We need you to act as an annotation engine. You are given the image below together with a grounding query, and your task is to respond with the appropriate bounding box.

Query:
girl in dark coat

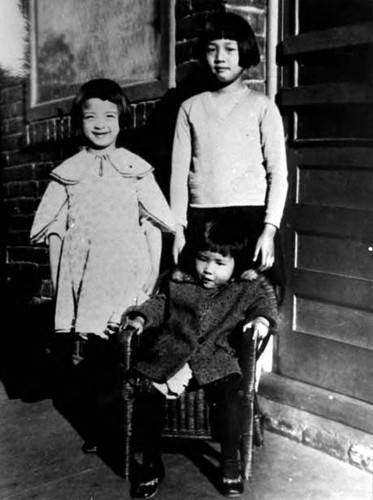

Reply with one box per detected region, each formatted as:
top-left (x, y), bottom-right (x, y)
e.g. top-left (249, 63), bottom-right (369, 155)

top-left (123, 215), bottom-right (278, 499)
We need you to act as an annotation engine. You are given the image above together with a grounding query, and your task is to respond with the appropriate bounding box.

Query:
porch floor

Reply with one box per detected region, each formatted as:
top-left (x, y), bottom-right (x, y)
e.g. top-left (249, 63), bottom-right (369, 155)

top-left (0, 381), bottom-right (371, 500)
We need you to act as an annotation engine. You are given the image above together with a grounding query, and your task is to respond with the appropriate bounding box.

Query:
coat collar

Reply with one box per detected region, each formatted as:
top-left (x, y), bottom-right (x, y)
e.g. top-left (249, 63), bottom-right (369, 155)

top-left (171, 267), bottom-right (259, 285)
top-left (50, 148), bottom-right (153, 185)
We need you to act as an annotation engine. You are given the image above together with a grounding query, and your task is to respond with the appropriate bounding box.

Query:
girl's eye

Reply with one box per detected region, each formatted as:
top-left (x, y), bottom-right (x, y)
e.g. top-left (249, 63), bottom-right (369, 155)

top-left (197, 254), bottom-right (208, 262)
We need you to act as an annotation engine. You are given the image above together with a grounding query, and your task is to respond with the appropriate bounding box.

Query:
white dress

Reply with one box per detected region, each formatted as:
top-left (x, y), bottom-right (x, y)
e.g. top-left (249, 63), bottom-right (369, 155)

top-left (30, 148), bottom-right (174, 337)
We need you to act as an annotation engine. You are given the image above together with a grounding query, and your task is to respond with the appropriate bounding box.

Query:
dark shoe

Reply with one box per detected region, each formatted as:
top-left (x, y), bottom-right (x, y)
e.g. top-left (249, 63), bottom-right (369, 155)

top-left (220, 476), bottom-right (244, 497)
top-left (130, 477), bottom-right (160, 499)
top-left (130, 462), bottom-right (165, 499)
top-left (82, 441), bottom-right (98, 453)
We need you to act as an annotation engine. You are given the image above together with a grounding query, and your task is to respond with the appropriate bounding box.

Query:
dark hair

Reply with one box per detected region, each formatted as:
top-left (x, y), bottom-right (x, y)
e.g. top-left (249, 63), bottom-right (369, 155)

top-left (180, 214), bottom-right (249, 278)
top-left (71, 78), bottom-right (132, 139)
top-left (196, 12), bottom-right (260, 69)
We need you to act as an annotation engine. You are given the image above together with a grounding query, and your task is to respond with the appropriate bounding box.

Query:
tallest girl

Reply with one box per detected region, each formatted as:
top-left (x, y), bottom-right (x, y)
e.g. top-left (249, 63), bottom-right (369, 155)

top-left (170, 12), bottom-right (288, 293)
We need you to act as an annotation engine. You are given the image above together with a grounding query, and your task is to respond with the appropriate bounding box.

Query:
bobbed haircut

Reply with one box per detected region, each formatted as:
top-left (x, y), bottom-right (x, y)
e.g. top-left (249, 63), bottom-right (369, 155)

top-left (196, 12), bottom-right (260, 69)
top-left (71, 78), bottom-right (132, 134)
top-left (180, 214), bottom-right (250, 278)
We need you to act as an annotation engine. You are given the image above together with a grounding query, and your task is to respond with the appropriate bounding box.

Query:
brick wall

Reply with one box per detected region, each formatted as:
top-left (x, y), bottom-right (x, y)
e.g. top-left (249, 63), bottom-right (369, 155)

top-left (0, 0), bottom-right (267, 298)
top-left (225, 0), bottom-right (267, 93)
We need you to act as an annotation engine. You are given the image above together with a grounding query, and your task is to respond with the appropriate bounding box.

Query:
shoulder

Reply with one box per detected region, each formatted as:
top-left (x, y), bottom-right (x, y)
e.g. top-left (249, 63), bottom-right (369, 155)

top-left (150, 268), bottom-right (194, 298)
top-left (237, 270), bottom-right (278, 301)
top-left (170, 267), bottom-right (198, 285)
top-left (238, 269), bottom-right (275, 291)
top-left (239, 268), bottom-right (261, 282)
top-left (245, 89), bottom-right (269, 103)
top-left (242, 88), bottom-right (279, 113)
top-left (50, 150), bottom-right (89, 185)
top-left (180, 91), bottom-right (210, 112)
top-left (110, 148), bottom-right (153, 178)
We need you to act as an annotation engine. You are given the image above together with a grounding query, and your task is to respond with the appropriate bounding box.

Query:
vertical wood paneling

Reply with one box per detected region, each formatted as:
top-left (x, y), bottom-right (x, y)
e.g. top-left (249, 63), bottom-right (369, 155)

top-left (278, 0), bottom-right (373, 409)
top-left (295, 297), bottom-right (373, 350)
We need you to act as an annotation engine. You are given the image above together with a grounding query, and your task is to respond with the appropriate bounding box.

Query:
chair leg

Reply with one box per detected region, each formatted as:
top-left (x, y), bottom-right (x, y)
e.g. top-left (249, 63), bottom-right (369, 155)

top-left (122, 380), bottom-right (134, 479)
top-left (116, 326), bottom-right (137, 479)
top-left (253, 393), bottom-right (264, 447)
top-left (240, 335), bottom-right (257, 480)
top-left (240, 395), bottom-right (255, 480)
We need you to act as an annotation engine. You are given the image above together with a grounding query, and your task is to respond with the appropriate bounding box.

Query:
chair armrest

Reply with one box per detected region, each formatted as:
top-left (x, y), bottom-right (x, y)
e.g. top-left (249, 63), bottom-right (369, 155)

top-left (240, 328), bottom-right (258, 394)
top-left (116, 325), bottom-right (138, 371)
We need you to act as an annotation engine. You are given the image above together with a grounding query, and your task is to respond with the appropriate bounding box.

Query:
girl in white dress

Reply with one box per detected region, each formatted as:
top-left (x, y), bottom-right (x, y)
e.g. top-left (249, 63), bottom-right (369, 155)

top-left (30, 78), bottom-right (174, 451)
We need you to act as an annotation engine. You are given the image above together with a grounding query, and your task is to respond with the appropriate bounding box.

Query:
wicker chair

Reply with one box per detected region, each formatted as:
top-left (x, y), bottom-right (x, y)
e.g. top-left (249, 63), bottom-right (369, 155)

top-left (116, 324), bottom-right (268, 481)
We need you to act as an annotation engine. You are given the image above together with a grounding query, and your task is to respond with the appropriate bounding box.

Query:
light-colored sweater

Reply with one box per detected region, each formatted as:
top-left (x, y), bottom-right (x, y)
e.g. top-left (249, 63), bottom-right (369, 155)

top-left (170, 88), bottom-right (288, 228)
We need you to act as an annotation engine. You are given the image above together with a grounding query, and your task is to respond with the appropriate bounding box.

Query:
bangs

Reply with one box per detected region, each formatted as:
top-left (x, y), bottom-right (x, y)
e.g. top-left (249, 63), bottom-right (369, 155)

top-left (204, 16), bottom-right (244, 43)
top-left (199, 241), bottom-right (236, 259)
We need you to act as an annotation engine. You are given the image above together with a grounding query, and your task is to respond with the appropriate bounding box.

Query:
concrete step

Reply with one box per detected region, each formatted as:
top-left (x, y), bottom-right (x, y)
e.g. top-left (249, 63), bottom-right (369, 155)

top-left (259, 373), bottom-right (373, 475)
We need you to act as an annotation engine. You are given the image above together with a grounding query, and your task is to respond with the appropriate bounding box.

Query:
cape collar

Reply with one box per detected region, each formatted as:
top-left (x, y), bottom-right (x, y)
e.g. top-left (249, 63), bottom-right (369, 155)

top-left (50, 148), bottom-right (153, 185)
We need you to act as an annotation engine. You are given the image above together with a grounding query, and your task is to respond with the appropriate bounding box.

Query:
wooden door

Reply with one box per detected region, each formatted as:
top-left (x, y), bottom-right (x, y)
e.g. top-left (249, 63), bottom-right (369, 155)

top-left (277, 0), bottom-right (373, 410)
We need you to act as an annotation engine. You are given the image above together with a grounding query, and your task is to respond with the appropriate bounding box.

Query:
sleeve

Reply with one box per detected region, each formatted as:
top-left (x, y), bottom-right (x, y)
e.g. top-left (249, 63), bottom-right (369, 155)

top-left (137, 172), bottom-right (175, 233)
top-left (30, 181), bottom-right (68, 244)
top-left (244, 275), bottom-right (279, 329)
top-left (170, 104), bottom-right (192, 227)
top-left (260, 100), bottom-right (288, 228)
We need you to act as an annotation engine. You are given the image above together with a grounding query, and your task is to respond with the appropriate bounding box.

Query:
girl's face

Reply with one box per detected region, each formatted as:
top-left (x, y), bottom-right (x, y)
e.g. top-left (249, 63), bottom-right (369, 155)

top-left (195, 250), bottom-right (235, 289)
top-left (82, 98), bottom-right (120, 152)
top-left (205, 38), bottom-right (244, 86)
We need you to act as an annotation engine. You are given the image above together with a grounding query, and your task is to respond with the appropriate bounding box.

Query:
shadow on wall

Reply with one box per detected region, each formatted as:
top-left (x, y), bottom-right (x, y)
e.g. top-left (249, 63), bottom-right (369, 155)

top-left (126, 65), bottom-right (214, 200)
top-left (0, 267), bottom-right (54, 402)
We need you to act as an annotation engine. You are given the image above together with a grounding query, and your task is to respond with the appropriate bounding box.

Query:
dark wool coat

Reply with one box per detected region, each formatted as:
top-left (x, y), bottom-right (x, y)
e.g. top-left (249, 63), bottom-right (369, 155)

top-left (129, 268), bottom-right (278, 386)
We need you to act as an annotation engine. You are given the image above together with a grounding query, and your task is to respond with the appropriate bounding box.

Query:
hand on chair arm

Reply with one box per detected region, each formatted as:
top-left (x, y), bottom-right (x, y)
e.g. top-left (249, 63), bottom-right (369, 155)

top-left (243, 316), bottom-right (270, 341)
top-left (121, 314), bottom-right (146, 335)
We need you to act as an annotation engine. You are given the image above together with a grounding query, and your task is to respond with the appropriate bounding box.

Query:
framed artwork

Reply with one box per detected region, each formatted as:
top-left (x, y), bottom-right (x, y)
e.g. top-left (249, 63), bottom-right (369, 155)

top-left (27, 0), bottom-right (175, 120)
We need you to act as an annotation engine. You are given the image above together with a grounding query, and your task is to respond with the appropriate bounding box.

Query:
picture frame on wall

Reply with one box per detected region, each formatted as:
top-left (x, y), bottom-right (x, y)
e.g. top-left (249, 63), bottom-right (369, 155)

top-left (27, 0), bottom-right (175, 121)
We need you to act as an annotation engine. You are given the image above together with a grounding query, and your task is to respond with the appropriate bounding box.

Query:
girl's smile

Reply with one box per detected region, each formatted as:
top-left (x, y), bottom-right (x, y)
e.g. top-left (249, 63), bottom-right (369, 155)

top-left (82, 98), bottom-right (120, 152)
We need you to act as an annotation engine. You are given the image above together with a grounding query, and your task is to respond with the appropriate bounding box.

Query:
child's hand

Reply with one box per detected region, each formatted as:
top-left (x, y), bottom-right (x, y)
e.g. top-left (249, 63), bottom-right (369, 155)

top-left (244, 317), bottom-right (270, 341)
top-left (122, 315), bottom-right (145, 335)
top-left (172, 225), bottom-right (186, 264)
top-left (253, 224), bottom-right (276, 271)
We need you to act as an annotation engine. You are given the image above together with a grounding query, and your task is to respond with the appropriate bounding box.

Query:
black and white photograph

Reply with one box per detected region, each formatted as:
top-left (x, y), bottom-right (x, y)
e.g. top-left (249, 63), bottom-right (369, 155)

top-left (0, 1), bottom-right (372, 499)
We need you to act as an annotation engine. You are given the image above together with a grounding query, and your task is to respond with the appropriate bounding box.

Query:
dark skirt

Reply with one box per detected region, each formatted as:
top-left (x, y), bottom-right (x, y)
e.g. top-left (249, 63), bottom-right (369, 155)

top-left (185, 206), bottom-right (286, 303)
